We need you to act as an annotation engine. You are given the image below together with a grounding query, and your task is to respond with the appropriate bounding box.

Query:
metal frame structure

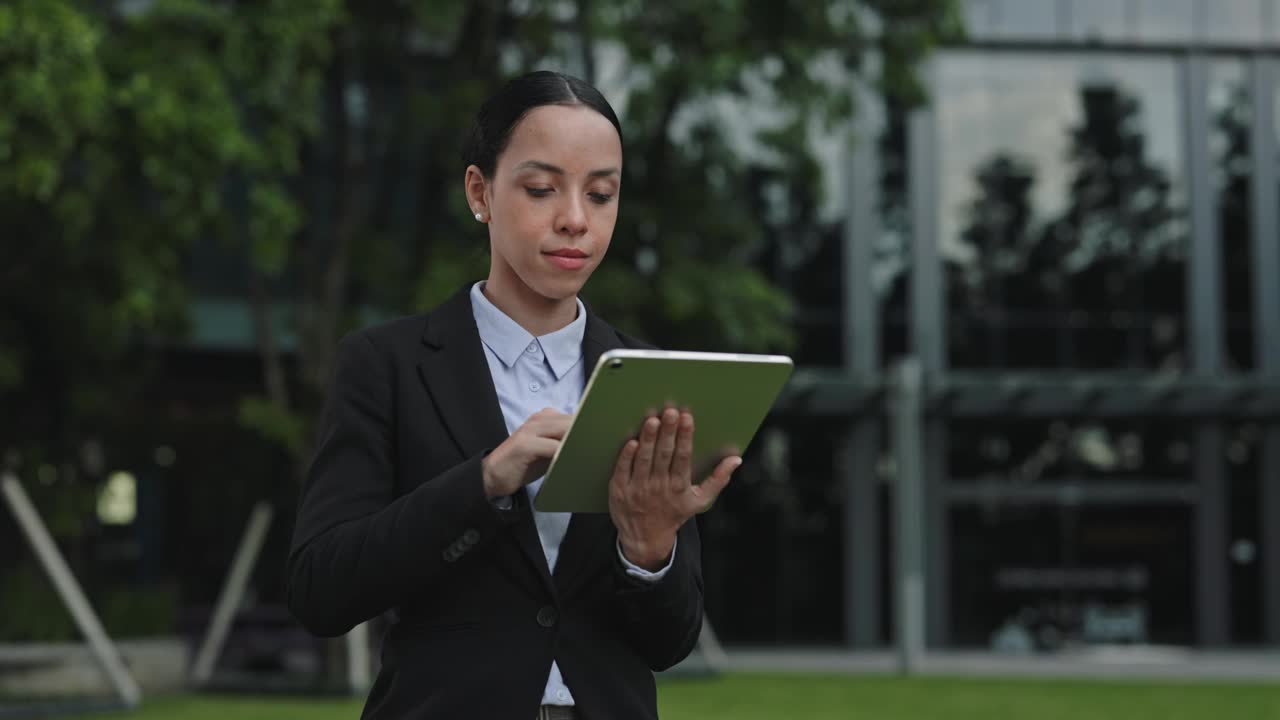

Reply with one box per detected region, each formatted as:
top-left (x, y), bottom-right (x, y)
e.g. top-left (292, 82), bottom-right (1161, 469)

top-left (818, 19), bottom-right (1280, 649)
top-left (0, 473), bottom-right (141, 712)
top-left (191, 502), bottom-right (274, 687)
top-left (842, 77), bottom-right (884, 648)
top-left (1248, 53), bottom-right (1280, 646)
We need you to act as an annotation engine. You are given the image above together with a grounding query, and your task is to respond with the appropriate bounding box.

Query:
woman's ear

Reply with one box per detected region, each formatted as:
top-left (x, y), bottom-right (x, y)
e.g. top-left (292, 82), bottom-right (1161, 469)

top-left (464, 165), bottom-right (490, 223)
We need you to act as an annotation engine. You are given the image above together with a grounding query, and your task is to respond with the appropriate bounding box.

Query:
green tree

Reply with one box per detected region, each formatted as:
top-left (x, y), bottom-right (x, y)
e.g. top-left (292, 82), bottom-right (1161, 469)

top-left (2, 0), bottom-right (957, 469)
top-left (0, 1), bottom-right (959, 658)
top-left (293, 0), bottom-right (956, 480)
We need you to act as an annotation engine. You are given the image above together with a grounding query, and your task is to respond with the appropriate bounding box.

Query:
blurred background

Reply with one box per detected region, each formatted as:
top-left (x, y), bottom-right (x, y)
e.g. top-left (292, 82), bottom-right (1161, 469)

top-left (2, 0), bottom-right (1280, 716)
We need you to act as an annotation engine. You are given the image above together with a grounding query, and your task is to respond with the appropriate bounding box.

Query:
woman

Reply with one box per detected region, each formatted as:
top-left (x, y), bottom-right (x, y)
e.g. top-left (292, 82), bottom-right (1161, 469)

top-left (287, 70), bottom-right (741, 720)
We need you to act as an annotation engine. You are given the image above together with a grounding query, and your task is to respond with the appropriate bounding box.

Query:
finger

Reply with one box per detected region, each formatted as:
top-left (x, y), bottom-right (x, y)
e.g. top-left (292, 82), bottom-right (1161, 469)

top-left (528, 409), bottom-right (571, 435)
top-left (526, 437), bottom-right (562, 463)
top-left (539, 414), bottom-right (573, 440)
top-left (653, 408), bottom-right (679, 487)
top-left (669, 412), bottom-right (694, 494)
top-left (609, 439), bottom-right (639, 507)
top-left (612, 439), bottom-right (639, 480)
top-left (522, 438), bottom-right (564, 485)
top-left (630, 415), bottom-right (660, 488)
top-left (689, 455), bottom-right (742, 512)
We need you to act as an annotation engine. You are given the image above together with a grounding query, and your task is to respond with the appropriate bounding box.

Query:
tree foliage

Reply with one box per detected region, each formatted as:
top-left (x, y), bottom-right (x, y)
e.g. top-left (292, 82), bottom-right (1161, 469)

top-left (0, 0), bottom-right (959, 481)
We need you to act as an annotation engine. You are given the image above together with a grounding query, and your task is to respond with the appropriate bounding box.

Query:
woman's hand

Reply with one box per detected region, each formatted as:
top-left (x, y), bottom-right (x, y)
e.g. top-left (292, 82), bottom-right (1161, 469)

top-left (481, 408), bottom-right (572, 498)
top-left (609, 408), bottom-right (742, 571)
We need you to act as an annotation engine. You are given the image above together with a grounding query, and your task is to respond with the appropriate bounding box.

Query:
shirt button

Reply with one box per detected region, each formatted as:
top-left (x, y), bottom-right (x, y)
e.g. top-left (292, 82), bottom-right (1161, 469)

top-left (526, 342), bottom-right (539, 354)
top-left (529, 382), bottom-right (542, 392)
top-left (557, 690), bottom-right (568, 701)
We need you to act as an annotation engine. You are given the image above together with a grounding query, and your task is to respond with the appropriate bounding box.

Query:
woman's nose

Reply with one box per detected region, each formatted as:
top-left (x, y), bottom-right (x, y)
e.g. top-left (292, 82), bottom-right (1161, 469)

top-left (556, 196), bottom-right (588, 236)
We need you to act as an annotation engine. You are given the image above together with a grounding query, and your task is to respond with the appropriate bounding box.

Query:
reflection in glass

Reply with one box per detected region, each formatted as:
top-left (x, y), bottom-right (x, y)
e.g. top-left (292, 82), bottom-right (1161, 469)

top-left (965, 0), bottom-right (1060, 40)
top-left (1135, 0), bottom-right (1197, 42)
top-left (1210, 61), bottom-right (1254, 370)
top-left (951, 504), bottom-right (1194, 647)
top-left (936, 52), bottom-right (1186, 370)
top-left (962, 0), bottom-right (1000, 38)
top-left (949, 419), bottom-right (1191, 485)
top-left (1068, 0), bottom-right (1135, 42)
top-left (1228, 423), bottom-right (1264, 643)
top-left (703, 418), bottom-right (846, 645)
top-left (1001, 0), bottom-right (1062, 38)
top-left (1203, 0), bottom-right (1269, 44)
top-left (877, 101), bottom-right (911, 368)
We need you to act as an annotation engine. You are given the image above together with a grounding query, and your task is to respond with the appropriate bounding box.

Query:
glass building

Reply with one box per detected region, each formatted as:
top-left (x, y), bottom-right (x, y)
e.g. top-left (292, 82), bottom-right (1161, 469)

top-left (703, 0), bottom-right (1280, 651)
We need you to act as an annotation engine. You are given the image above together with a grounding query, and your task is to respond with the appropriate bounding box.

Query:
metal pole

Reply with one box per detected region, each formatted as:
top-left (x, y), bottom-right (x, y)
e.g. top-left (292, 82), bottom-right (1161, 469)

top-left (892, 359), bottom-right (926, 674)
top-left (1182, 52), bottom-right (1229, 646)
top-left (843, 77), bottom-right (884, 648)
top-left (191, 501), bottom-right (274, 685)
top-left (346, 621), bottom-right (372, 695)
top-left (1249, 54), bottom-right (1280, 644)
top-left (0, 473), bottom-right (142, 707)
top-left (696, 614), bottom-right (730, 670)
top-left (908, 55), bottom-right (950, 647)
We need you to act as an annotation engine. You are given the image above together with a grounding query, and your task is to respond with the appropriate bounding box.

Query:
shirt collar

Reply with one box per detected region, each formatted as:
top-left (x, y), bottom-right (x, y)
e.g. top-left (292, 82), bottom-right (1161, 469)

top-left (469, 281), bottom-right (586, 380)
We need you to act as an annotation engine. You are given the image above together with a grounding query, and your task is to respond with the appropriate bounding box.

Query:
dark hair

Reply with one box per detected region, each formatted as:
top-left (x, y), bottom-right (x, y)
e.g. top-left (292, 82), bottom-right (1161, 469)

top-left (462, 70), bottom-right (623, 178)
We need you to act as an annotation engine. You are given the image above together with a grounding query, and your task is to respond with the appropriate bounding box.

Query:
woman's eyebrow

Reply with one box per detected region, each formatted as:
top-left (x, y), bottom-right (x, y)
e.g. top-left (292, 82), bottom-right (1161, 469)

top-left (513, 159), bottom-right (619, 178)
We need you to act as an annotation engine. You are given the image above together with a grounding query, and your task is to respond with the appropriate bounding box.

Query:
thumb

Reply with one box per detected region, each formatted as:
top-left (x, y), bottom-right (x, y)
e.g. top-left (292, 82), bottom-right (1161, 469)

top-left (690, 456), bottom-right (742, 511)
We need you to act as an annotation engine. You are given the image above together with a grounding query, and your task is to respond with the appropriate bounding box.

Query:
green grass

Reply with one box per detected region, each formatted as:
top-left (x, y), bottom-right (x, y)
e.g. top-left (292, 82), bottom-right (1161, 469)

top-left (57, 674), bottom-right (1280, 719)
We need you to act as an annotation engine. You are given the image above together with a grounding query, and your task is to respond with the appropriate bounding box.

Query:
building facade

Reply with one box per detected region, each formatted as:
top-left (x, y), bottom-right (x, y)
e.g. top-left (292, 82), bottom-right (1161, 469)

top-left (702, 0), bottom-right (1280, 651)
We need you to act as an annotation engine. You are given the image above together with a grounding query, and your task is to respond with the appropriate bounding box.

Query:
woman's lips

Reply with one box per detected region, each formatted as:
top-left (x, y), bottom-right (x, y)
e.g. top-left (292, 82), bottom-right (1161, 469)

top-left (544, 250), bottom-right (589, 270)
top-left (545, 254), bottom-right (588, 270)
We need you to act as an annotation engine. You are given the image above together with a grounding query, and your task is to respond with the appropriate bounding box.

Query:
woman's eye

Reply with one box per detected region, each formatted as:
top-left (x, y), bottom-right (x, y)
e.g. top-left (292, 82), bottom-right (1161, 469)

top-left (525, 187), bottom-right (553, 197)
top-left (589, 193), bottom-right (613, 204)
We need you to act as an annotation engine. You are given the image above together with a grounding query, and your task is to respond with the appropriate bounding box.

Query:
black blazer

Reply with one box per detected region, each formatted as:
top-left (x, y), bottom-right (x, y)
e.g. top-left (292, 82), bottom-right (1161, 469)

top-left (287, 285), bottom-right (704, 720)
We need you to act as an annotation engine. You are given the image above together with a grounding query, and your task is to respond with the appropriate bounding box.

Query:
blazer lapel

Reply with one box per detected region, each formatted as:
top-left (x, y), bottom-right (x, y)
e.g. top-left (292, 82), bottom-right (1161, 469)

top-left (553, 309), bottom-right (628, 590)
top-left (417, 287), bottom-right (509, 460)
top-left (417, 285), bottom-right (555, 594)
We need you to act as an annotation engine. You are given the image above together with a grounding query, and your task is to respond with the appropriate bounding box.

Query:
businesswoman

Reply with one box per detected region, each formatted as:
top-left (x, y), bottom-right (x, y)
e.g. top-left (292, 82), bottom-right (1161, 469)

top-left (287, 70), bottom-right (741, 720)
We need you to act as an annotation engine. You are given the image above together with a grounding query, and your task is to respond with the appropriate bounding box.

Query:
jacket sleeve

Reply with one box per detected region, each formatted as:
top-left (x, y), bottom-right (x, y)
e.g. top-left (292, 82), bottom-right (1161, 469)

top-left (286, 329), bottom-right (511, 637)
top-left (612, 518), bottom-right (704, 671)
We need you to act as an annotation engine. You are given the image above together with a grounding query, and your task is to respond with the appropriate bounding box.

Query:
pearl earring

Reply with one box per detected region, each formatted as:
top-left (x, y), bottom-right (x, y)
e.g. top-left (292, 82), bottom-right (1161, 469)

top-left (474, 212), bottom-right (484, 222)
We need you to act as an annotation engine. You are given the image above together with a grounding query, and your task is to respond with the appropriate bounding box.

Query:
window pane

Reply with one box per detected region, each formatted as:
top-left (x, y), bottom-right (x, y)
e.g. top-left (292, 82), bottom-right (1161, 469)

top-left (949, 419), bottom-right (1193, 486)
top-left (1135, 0), bottom-right (1197, 43)
top-left (1212, 61), bottom-right (1254, 370)
top-left (951, 504), bottom-right (1194, 648)
top-left (1204, 0), bottom-right (1268, 44)
top-left (1003, 0), bottom-right (1062, 38)
top-left (963, 0), bottom-right (1001, 38)
top-left (1068, 0), bottom-right (1135, 42)
top-left (1229, 423), bottom-right (1264, 644)
top-left (703, 419), bottom-right (847, 645)
top-left (975, 0), bottom-right (1061, 40)
top-left (936, 51), bottom-right (1187, 370)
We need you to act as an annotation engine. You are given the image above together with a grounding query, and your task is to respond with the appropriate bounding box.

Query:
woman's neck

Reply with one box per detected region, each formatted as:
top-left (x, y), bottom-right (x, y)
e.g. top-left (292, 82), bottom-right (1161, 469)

top-left (482, 269), bottom-right (579, 337)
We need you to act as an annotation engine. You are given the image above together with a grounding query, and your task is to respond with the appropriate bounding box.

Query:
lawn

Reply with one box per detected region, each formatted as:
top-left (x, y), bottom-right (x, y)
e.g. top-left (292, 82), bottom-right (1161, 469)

top-left (52, 674), bottom-right (1280, 719)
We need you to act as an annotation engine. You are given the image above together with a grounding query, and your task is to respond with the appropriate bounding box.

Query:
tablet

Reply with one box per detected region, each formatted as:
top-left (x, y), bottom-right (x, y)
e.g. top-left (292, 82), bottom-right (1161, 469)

top-left (533, 349), bottom-right (794, 514)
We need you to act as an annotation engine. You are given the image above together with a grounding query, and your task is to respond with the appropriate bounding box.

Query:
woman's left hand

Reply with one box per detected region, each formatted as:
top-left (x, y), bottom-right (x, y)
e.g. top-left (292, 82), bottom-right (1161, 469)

top-left (608, 407), bottom-right (742, 572)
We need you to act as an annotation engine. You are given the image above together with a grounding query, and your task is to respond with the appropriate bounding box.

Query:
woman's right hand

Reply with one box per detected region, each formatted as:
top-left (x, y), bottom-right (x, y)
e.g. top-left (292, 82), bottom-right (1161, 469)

top-left (481, 408), bottom-right (572, 498)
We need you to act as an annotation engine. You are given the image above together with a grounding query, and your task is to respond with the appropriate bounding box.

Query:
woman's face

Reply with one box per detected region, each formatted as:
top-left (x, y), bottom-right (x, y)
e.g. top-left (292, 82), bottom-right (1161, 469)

top-left (469, 104), bottom-right (623, 303)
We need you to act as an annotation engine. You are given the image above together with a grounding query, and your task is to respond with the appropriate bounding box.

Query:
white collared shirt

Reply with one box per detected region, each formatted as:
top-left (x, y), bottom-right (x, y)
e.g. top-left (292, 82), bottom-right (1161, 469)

top-left (468, 281), bottom-right (675, 707)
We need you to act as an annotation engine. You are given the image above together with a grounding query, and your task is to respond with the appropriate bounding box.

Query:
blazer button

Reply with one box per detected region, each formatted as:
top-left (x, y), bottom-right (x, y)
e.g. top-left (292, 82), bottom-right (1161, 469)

top-left (463, 528), bottom-right (480, 545)
top-left (536, 605), bottom-right (558, 628)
